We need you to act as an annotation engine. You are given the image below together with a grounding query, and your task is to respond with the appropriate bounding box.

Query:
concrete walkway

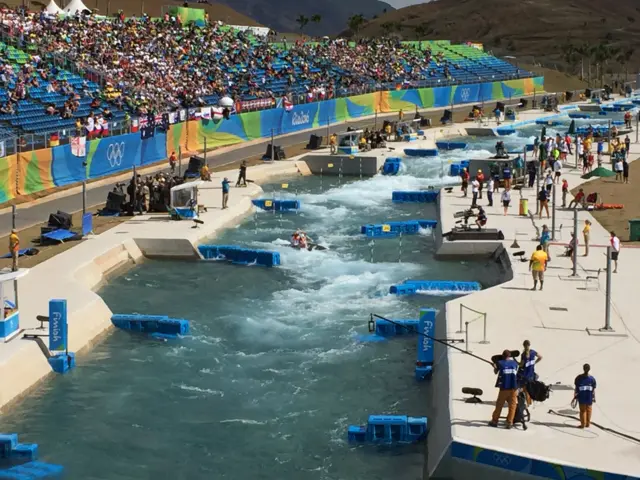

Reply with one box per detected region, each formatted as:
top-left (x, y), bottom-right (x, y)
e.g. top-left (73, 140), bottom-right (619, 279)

top-left (432, 102), bottom-right (640, 478)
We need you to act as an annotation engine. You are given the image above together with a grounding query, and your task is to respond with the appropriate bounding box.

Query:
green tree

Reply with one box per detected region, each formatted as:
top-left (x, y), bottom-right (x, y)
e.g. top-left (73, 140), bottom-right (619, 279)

top-left (381, 22), bottom-right (393, 36)
top-left (296, 14), bottom-right (309, 32)
top-left (311, 14), bottom-right (321, 26)
top-left (616, 47), bottom-right (634, 83)
top-left (414, 23), bottom-right (428, 40)
top-left (347, 14), bottom-right (366, 38)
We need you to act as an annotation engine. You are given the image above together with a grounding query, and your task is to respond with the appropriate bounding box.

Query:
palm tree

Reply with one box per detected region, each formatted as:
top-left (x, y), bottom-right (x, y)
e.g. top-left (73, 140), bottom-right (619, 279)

top-left (347, 14), bottom-right (366, 39)
top-left (296, 15), bottom-right (309, 33)
top-left (311, 14), bottom-right (321, 26)
top-left (616, 47), bottom-right (634, 84)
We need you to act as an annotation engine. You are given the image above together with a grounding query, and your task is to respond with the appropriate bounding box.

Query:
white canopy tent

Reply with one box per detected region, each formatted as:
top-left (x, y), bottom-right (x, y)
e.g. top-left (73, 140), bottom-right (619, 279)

top-left (45, 0), bottom-right (62, 14)
top-left (62, 0), bottom-right (89, 14)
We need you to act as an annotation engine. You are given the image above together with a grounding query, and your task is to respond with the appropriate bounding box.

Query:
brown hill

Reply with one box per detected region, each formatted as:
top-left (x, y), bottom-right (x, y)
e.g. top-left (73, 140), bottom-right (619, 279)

top-left (344, 0), bottom-right (640, 75)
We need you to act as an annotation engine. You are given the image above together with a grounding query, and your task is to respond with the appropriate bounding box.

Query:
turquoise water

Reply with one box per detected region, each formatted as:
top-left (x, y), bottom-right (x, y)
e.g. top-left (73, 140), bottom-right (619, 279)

top-left (0, 124), bottom-right (557, 479)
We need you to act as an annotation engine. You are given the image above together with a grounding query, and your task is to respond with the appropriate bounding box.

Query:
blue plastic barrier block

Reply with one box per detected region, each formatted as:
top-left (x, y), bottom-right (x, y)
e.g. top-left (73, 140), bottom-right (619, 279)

top-left (407, 417), bottom-right (428, 441)
top-left (415, 365), bottom-right (433, 381)
top-left (436, 141), bottom-right (467, 150)
top-left (404, 148), bottom-right (438, 157)
top-left (496, 128), bottom-right (516, 136)
top-left (360, 220), bottom-right (437, 238)
top-left (417, 308), bottom-right (436, 368)
top-left (10, 444), bottom-right (37, 462)
top-left (391, 191), bottom-right (439, 203)
top-left (0, 312), bottom-right (19, 339)
top-left (347, 425), bottom-right (366, 443)
top-left (382, 158), bottom-right (401, 176)
top-left (0, 434), bottom-right (18, 459)
top-left (5, 462), bottom-right (63, 479)
top-left (390, 280), bottom-right (481, 295)
top-left (198, 245), bottom-right (280, 267)
top-left (251, 199), bottom-right (300, 211)
top-left (568, 113), bottom-right (590, 119)
top-left (375, 319), bottom-right (419, 337)
top-left (612, 120), bottom-right (625, 126)
top-left (47, 353), bottom-right (75, 374)
top-left (111, 315), bottom-right (190, 336)
top-left (598, 111), bottom-right (608, 115)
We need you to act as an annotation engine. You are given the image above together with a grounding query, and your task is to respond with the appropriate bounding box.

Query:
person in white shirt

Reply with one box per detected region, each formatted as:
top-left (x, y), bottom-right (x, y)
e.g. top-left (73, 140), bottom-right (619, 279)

top-left (614, 159), bottom-right (624, 182)
top-left (553, 159), bottom-right (562, 184)
top-left (487, 177), bottom-right (494, 207)
top-left (501, 187), bottom-right (511, 216)
top-left (610, 231), bottom-right (620, 273)
top-left (471, 177), bottom-right (480, 207)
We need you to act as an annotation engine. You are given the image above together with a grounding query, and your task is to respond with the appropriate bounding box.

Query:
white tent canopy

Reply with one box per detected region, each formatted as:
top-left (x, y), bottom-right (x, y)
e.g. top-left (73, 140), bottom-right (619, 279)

top-left (45, 0), bottom-right (62, 14)
top-left (62, 0), bottom-right (89, 14)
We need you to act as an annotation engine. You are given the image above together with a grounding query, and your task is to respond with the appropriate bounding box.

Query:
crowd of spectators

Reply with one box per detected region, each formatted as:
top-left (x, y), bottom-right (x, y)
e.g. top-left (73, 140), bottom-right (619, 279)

top-left (0, 8), bottom-right (469, 114)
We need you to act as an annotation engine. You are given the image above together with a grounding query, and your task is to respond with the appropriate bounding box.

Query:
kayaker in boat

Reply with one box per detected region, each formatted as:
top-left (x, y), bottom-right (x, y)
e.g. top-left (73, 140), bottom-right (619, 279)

top-left (291, 231), bottom-right (301, 248)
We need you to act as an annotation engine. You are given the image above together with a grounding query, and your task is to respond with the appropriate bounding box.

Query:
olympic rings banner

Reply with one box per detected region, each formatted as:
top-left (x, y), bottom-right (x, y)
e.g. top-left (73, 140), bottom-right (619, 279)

top-left (51, 132), bottom-right (167, 187)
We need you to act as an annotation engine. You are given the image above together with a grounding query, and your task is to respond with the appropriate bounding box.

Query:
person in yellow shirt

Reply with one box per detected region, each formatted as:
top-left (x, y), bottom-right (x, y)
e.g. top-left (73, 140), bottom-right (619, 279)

top-left (9, 229), bottom-right (19, 272)
top-left (200, 164), bottom-right (211, 181)
top-left (582, 219), bottom-right (591, 257)
top-left (329, 133), bottom-right (337, 154)
top-left (529, 244), bottom-right (548, 291)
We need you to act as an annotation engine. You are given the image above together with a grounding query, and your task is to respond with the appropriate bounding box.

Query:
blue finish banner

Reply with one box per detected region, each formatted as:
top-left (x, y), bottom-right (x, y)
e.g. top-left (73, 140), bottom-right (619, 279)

top-left (417, 308), bottom-right (436, 366)
top-left (49, 299), bottom-right (68, 353)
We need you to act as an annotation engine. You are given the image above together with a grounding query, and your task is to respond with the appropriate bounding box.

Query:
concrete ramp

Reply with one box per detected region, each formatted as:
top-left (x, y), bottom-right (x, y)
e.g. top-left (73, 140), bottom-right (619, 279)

top-left (303, 154), bottom-right (382, 176)
top-left (296, 160), bottom-right (312, 176)
top-left (464, 127), bottom-right (497, 137)
top-left (134, 238), bottom-right (201, 259)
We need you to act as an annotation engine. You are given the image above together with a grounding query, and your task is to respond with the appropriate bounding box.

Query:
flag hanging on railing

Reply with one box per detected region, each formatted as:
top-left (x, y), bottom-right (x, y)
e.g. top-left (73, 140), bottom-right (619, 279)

top-left (71, 136), bottom-right (86, 157)
top-left (140, 113), bottom-right (155, 139)
top-left (50, 132), bottom-right (60, 147)
top-left (0, 140), bottom-right (6, 158)
top-left (283, 98), bottom-right (293, 112)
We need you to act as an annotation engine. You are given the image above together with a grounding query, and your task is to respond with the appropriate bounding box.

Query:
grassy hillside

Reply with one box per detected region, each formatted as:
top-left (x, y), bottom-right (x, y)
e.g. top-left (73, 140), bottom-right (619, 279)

top-left (345, 0), bottom-right (640, 74)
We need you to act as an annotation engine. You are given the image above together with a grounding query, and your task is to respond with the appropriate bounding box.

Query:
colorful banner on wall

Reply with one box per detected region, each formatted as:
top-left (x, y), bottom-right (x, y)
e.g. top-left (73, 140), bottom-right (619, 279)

top-left (0, 77), bottom-right (543, 204)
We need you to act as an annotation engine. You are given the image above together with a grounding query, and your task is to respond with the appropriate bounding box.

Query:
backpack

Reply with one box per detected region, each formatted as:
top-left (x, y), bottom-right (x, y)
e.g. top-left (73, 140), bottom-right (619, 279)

top-left (526, 379), bottom-right (551, 402)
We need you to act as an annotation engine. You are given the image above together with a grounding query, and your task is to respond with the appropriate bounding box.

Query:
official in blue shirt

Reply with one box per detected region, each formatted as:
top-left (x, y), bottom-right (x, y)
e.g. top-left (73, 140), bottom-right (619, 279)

top-left (490, 350), bottom-right (520, 429)
top-left (222, 177), bottom-right (230, 209)
top-left (502, 165), bottom-right (512, 189)
top-left (574, 363), bottom-right (596, 428)
top-left (519, 340), bottom-right (542, 404)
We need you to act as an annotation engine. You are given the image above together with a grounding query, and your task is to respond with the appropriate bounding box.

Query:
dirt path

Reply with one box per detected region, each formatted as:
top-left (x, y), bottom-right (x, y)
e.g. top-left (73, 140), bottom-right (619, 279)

top-left (571, 158), bottom-right (640, 243)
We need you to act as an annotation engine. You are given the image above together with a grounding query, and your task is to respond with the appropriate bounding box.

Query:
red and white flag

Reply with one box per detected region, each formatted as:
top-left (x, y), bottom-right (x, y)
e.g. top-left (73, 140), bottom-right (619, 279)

top-left (71, 136), bottom-right (87, 157)
top-left (283, 98), bottom-right (293, 112)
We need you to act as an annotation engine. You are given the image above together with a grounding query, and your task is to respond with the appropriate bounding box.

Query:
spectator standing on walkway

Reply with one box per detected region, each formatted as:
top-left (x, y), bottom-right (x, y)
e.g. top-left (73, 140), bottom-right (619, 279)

top-left (169, 151), bottom-right (177, 174)
top-left (471, 176), bottom-right (479, 207)
top-left (574, 364), bottom-right (596, 429)
top-left (582, 220), bottom-right (591, 256)
top-left (553, 157), bottom-right (562, 184)
top-left (236, 161), bottom-right (247, 187)
top-left (529, 244), bottom-right (548, 291)
top-left (477, 169), bottom-right (485, 199)
top-left (9, 229), bottom-right (19, 272)
top-left (610, 231), bottom-right (620, 273)
top-left (461, 168), bottom-right (469, 197)
top-left (544, 171), bottom-right (553, 194)
top-left (540, 224), bottom-right (551, 259)
top-left (487, 177), bottom-right (494, 207)
top-left (614, 157), bottom-right (624, 182)
top-left (500, 187), bottom-right (511, 215)
top-left (538, 187), bottom-right (550, 219)
top-left (561, 178), bottom-right (569, 207)
top-left (624, 136), bottom-right (631, 159)
top-left (222, 177), bottom-right (230, 209)
top-left (490, 350), bottom-right (519, 429)
top-left (623, 157), bottom-right (629, 184)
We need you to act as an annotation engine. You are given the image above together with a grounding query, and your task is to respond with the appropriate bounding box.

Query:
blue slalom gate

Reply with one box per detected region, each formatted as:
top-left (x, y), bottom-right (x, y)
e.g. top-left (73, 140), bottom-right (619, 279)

top-left (381, 157), bottom-right (402, 175)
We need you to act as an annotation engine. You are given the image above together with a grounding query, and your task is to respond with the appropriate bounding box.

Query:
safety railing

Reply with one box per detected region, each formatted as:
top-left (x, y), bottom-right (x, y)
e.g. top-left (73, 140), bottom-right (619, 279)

top-left (458, 303), bottom-right (489, 353)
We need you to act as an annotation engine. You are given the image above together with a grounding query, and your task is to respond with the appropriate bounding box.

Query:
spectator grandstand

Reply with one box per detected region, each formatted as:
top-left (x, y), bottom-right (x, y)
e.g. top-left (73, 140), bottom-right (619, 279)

top-left (0, 7), bottom-right (534, 151)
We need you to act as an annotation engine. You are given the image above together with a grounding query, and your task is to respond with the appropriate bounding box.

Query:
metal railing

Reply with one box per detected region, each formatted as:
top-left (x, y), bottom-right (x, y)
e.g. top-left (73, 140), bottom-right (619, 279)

top-left (458, 304), bottom-right (489, 353)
